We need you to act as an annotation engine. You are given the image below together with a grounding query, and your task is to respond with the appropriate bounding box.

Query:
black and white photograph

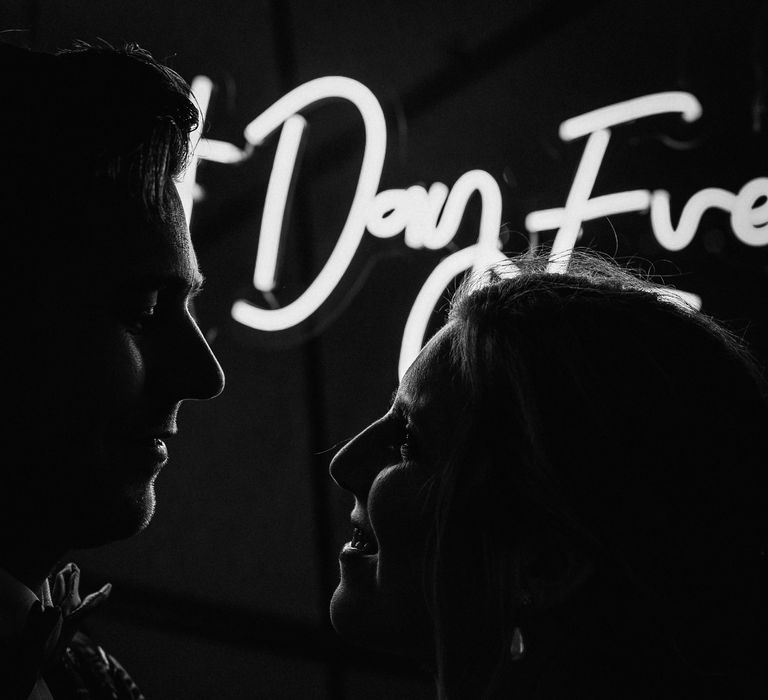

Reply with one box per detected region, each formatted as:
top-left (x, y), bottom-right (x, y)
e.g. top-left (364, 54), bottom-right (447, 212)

top-left (1, 1), bottom-right (766, 697)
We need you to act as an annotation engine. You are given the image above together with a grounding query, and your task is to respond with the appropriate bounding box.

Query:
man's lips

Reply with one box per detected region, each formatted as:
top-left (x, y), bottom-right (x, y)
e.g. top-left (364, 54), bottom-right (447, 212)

top-left (134, 426), bottom-right (176, 445)
top-left (139, 425), bottom-right (177, 440)
top-left (125, 432), bottom-right (175, 470)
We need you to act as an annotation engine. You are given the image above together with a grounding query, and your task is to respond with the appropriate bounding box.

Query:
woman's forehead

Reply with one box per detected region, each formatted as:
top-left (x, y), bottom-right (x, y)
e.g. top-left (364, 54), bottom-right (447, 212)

top-left (397, 325), bottom-right (455, 411)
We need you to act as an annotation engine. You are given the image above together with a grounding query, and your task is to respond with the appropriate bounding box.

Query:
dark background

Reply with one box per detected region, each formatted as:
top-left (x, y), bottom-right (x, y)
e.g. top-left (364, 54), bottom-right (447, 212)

top-left (2, 1), bottom-right (766, 697)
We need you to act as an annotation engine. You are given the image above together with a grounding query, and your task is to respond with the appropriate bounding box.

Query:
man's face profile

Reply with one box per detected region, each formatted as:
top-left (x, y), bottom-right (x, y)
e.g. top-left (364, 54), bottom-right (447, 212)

top-left (28, 179), bottom-right (225, 547)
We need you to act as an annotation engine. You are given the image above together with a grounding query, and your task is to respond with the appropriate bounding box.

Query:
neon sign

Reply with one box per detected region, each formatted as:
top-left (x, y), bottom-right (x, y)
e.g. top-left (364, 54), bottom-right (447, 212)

top-left (527, 93), bottom-right (768, 265)
top-left (179, 78), bottom-right (767, 378)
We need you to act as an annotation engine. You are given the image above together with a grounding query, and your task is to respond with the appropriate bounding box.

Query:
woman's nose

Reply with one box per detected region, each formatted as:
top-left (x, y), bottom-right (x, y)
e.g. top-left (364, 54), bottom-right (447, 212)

top-left (329, 436), bottom-right (358, 493)
top-left (330, 419), bottom-right (385, 495)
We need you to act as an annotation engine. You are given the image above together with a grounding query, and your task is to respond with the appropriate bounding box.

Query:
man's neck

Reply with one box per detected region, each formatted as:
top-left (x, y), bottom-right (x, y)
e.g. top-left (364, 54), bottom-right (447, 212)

top-left (0, 535), bottom-right (65, 597)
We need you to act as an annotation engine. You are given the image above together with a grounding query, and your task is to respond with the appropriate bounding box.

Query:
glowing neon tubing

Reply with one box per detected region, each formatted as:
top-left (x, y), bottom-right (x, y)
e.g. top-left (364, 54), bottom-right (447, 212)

top-left (232, 77), bottom-right (387, 331)
top-left (559, 92), bottom-right (702, 142)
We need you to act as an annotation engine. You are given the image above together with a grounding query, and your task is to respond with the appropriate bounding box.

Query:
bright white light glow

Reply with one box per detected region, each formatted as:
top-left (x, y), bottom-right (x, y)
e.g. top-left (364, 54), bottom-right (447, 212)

top-left (232, 77), bottom-right (387, 331)
top-left (656, 287), bottom-right (702, 311)
top-left (404, 183), bottom-right (450, 248)
top-left (559, 92), bottom-right (702, 142)
top-left (730, 177), bottom-right (768, 246)
top-left (177, 76), bottom-right (251, 226)
top-left (398, 245), bottom-right (508, 379)
top-left (195, 77), bottom-right (766, 373)
top-left (423, 170), bottom-right (503, 252)
top-left (650, 188), bottom-right (735, 252)
top-left (195, 139), bottom-right (251, 164)
top-left (526, 129), bottom-right (654, 272)
top-left (232, 79), bottom-right (508, 336)
top-left (176, 76), bottom-right (213, 225)
top-left (253, 115), bottom-right (308, 291)
top-left (536, 95), bottom-right (702, 271)
top-left (525, 91), bottom-right (766, 274)
top-left (396, 170), bottom-right (505, 377)
top-left (367, 188), bottom-right (416, 239)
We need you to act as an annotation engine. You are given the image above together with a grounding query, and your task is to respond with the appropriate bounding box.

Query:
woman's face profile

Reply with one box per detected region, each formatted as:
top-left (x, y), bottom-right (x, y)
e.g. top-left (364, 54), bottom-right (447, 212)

top-left (329, 326), bottom-right (460, 657)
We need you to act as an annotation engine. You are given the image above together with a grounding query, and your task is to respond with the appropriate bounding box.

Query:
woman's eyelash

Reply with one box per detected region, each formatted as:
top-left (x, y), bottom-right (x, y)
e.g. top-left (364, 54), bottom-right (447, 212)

top-left (388, 403), bottom-right (419, 462)
top-left (399, 422), bottom-right (416, 460)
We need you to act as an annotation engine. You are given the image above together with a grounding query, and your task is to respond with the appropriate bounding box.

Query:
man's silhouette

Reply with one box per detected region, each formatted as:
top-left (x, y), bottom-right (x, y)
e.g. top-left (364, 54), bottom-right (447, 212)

top-left (0, 41), bottom-right (225, 698)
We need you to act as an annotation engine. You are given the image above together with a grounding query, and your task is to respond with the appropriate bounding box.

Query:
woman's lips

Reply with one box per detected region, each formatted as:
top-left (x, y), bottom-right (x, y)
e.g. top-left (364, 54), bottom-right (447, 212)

top-left (339, 525), bottom-right (378, 562)
top-left (339, 542), bottom-right (378, 565)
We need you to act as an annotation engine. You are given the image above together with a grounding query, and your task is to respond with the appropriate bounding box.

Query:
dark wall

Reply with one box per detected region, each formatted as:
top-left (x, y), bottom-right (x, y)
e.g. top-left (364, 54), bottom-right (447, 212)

top-left (2, 1), bottom-right (765, 697)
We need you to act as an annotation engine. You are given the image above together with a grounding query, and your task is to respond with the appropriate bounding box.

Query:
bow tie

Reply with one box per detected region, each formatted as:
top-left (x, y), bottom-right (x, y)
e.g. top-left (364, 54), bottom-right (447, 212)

top-left (4, 563), bottom-right (111, 699)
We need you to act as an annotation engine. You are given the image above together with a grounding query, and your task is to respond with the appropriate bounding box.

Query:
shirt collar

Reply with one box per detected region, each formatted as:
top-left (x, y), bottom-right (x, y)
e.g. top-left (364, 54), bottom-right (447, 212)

top-left (0, 567), bottom-right (51, 638)
top-left (0, 569), bottom-right (58, 700)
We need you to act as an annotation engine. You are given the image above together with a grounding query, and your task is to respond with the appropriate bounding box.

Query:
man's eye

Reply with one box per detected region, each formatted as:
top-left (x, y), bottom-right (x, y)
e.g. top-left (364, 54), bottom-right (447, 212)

top-left (119, 289), bottom-right (159, 332)
top-left (125, 305), bottom-right (157, 332)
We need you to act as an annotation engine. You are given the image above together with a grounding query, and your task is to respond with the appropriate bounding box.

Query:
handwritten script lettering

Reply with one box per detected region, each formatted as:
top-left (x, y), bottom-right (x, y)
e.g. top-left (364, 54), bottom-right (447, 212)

top-left (178, 78), bottom-right (767, 377)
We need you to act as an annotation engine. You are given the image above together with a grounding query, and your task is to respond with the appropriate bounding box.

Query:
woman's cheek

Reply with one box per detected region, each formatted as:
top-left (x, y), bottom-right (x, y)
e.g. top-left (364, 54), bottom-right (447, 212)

top-left (369, 465), bottom-right (432, 561)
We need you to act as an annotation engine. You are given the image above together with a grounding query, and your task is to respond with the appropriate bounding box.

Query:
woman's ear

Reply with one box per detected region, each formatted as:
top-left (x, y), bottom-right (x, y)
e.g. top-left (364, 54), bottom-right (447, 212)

top-left (519, 538), bottom-right (595, 613)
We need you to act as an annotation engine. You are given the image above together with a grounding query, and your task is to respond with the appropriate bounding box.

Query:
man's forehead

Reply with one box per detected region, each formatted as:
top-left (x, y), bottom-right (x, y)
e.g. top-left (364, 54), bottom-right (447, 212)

top-left (67, 182), bottom-right (200, 289)
top-left (84, 180), bottom-right (186, 237)
top-left (109, 226), bottom-right (200, 292)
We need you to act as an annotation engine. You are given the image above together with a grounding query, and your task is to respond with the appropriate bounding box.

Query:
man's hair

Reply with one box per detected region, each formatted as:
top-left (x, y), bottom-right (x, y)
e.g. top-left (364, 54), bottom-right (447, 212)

top-left (425, 252), bottom-right (767, 698)
top-left (0, 40), bottom-right (200, 436)
top-left (0, 40), bottom-right (197, 233)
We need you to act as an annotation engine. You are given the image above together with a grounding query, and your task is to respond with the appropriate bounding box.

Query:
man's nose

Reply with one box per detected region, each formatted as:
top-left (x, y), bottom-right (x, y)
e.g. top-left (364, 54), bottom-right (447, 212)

top-left (168, 314), bottom-right (226, 402)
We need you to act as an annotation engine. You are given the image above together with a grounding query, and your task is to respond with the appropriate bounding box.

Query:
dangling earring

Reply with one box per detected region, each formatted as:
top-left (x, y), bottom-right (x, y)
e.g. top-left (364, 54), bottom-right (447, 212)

top-left (509, 626), bottom-right (525, 661)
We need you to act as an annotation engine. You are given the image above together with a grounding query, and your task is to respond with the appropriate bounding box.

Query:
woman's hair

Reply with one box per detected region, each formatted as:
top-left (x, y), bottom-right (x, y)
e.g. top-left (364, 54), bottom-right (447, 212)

top-left (424, 252), bottom-right (767, 698)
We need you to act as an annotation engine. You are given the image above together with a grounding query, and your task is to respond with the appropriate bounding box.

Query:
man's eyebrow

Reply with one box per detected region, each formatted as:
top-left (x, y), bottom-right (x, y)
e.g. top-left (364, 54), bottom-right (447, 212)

top-left (131, 272), bottom-right (206, 296)
top-left (189, 274), bottom-right (206, 297)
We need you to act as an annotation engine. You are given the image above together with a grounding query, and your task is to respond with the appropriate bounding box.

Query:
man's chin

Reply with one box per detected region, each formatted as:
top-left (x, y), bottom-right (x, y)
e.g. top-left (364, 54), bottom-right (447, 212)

top-left (69, 482), bottom-right (157, 547)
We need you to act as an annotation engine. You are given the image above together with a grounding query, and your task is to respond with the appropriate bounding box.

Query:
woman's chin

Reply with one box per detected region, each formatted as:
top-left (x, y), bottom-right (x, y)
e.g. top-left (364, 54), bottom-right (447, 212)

top-left (329, 579), bottom-right (371, 643)
top-left (330, 580), bottom-right (432, 660)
